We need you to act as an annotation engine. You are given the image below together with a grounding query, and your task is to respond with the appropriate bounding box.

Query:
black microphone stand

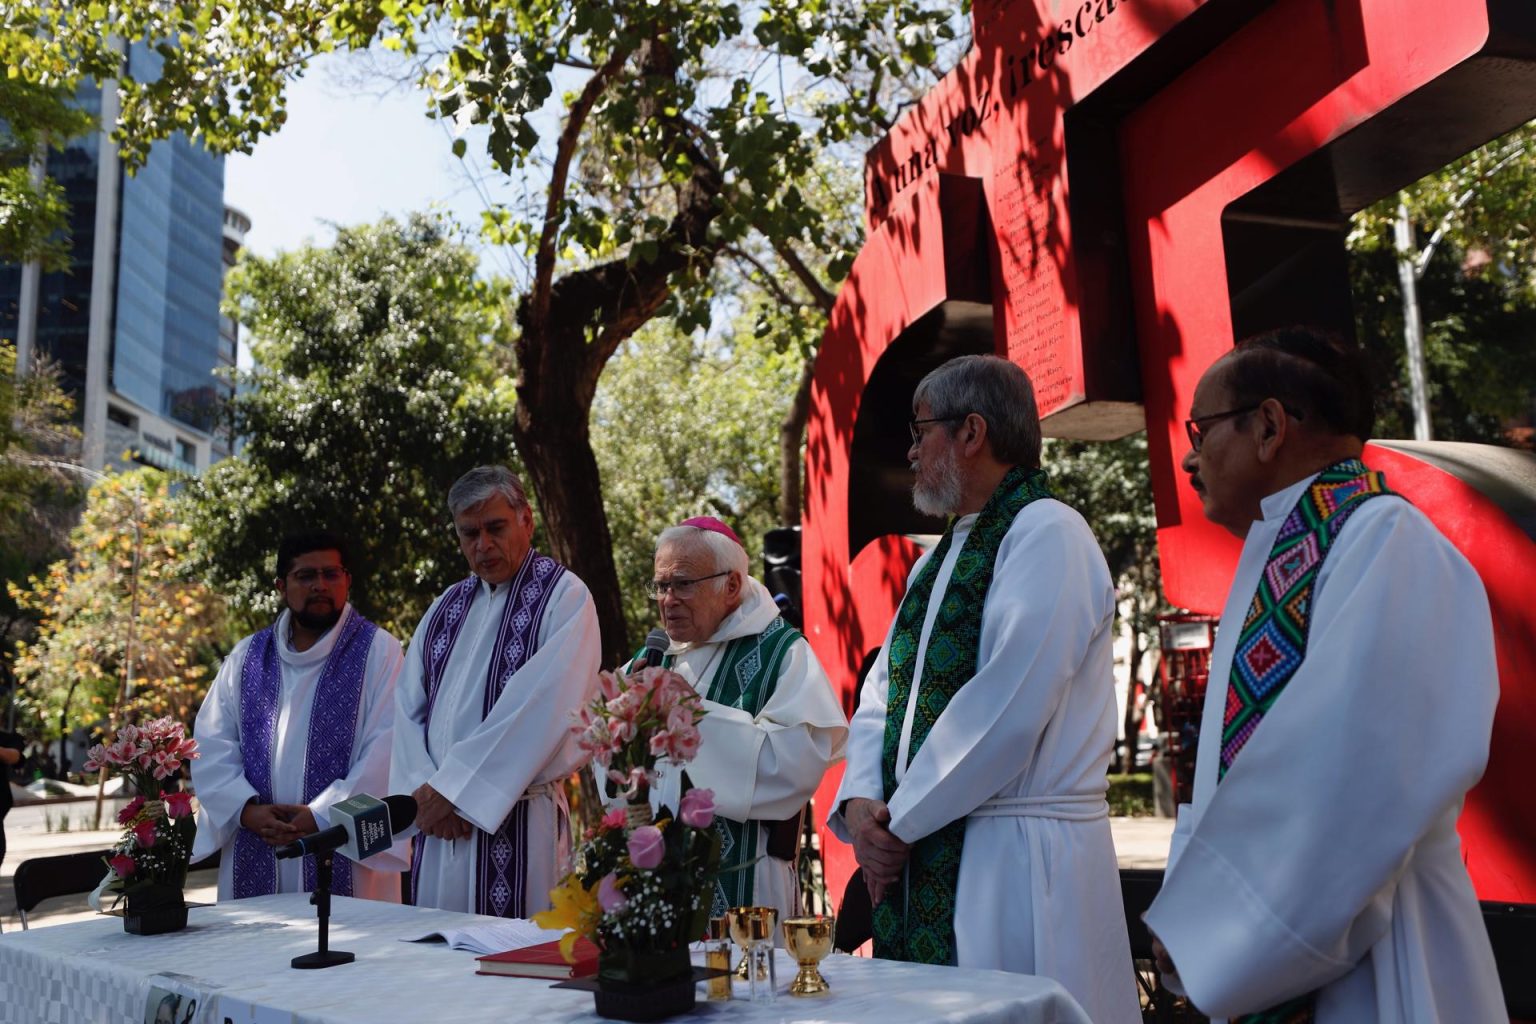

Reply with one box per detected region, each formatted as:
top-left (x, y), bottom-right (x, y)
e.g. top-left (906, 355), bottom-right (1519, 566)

top-left (291, 851), bottom-right (355, 969)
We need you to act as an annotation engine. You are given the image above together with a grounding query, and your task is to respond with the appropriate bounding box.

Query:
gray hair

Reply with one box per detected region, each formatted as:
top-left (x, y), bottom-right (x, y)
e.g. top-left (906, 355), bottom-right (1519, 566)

top-left (448, 465), bottom-right (530, 518)
top-left (656, 524), bottom-right (750, 578)
top-left (913, 354), bottom-right (1042, 468)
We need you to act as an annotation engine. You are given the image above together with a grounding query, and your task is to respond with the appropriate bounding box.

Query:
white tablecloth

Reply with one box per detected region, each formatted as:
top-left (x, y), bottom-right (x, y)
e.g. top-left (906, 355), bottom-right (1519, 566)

top-left (0, 894), bottom-right (1092, 1024)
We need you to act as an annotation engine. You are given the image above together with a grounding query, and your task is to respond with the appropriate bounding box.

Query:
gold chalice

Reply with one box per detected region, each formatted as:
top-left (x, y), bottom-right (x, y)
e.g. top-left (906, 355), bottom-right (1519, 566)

top-left (782, 915), bottom-right (834, 996)
top-left (727, 905), bottom-right (778, 1001)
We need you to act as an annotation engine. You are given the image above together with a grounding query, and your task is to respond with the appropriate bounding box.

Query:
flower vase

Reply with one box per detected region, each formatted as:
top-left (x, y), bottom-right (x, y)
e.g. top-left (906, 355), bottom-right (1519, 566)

top-left (592, 944), bottom-right (696, 1022)
top-left (123, 882), bottom-right (188, 935)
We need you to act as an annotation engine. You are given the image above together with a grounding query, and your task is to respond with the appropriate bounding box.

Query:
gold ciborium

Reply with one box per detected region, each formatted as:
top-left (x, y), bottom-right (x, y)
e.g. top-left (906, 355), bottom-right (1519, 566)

top-left (782, 915), bottom-right (834, 996)
top-left (727, 905), bottom-right (778, 1002)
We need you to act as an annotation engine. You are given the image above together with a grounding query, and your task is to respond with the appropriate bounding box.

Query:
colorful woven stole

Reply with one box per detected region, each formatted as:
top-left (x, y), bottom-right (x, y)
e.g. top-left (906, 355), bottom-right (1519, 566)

top-left (1221, 459), bottom-right (1393, 1024)
top-left (657, 616), bottom-right (802, 916)
top-left (407, 552), bottom-right (568, 917)
top-left (873, 465), bottom-right (1054, 965)
top-left (233, 608), bottom-right (378, 899)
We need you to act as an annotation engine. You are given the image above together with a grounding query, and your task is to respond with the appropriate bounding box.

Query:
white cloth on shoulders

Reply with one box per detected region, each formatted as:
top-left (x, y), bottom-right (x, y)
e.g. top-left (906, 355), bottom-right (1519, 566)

top-left (392, 570), bottom-right (600, 915)
top-left (630, 576), bottom-right (846, 924)
top-left (1145, 472), bottom-right (1503, 1024)
top-left (192, 603), bottom-right (407, 902)
top-left (830, 498), bottom-right (1140, 1024)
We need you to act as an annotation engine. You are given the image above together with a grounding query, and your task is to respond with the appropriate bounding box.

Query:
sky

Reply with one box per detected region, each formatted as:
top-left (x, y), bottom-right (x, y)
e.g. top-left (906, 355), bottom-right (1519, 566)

top-left (223, 53), bottom-right (500, 265)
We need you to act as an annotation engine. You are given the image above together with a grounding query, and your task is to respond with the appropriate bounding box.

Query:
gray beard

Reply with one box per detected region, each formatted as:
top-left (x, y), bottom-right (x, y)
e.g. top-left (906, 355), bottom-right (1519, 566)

top-left (912, 449), bottom-right (963, 517)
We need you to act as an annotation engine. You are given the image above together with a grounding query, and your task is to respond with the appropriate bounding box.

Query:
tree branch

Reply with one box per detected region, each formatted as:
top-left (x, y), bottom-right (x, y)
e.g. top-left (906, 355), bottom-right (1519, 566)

top-left (527, 45), bottom-right (633, 337)
top-left (769, 238), bottom-right (835, 312)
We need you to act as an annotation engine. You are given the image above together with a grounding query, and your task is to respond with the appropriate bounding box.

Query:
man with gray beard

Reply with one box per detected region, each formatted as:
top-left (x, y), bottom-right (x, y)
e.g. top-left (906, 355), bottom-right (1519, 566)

top-left (828, 355), bottom-right (1138, 1024)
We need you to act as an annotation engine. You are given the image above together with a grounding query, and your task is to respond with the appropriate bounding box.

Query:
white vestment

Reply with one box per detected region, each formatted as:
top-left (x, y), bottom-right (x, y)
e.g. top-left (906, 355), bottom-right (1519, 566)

top-left (627, 577), bottom-right (847, 924)
top-left (191, 604), bottom-right (407, 902)
top-left (830, 499), bottom-right (1141, 1024)
top-left (392, 571), bottom-right (600, 915)
top-left (1145, 473), bottom-right (1503, 1024)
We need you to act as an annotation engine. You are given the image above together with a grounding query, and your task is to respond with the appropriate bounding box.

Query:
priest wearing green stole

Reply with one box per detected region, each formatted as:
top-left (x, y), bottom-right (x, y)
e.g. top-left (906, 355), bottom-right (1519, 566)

top-left (627, 517), bottom-right (847, 925)
top-left (829, 355), bottom-right (1140, 1024)
top-left (1145, 328), bottom-right (1502, 1023)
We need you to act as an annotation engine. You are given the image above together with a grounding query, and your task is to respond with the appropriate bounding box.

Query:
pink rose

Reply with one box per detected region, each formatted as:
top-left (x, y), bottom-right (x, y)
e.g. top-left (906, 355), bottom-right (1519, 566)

top-left (109, 853), bottom-right (137, 878)
top-left (133, 821), bottom-right (157, 847)
top-left (117, 795), bottom-right (146, 824)
top-left (627, 825), bottom-right (665, 869)
top-left (597, 872), bottom-right (628, 913)
top-left (679, 788), bottom-right (715, 829)
top-left (600, 808), bottom-right (626, 831)
top-left (164, 792), bottom-right (193, 818)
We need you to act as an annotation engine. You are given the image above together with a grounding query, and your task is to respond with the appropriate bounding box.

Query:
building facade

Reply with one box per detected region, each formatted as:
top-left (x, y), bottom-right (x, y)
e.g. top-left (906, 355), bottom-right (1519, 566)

top-left (1, 41), bottom-right (236, 475)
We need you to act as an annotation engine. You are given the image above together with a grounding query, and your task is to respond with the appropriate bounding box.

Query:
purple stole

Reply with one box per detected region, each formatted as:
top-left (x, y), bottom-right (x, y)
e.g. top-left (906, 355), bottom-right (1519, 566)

top-left (408, 552), bottom-right (567, 917)
top-left (233, 608), bottom-right (378, 899)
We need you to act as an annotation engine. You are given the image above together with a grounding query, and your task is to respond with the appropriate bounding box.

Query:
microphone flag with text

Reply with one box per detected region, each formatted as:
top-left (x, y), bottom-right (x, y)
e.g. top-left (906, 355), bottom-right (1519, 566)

top-left (275, 794), bottom-right (417, 863)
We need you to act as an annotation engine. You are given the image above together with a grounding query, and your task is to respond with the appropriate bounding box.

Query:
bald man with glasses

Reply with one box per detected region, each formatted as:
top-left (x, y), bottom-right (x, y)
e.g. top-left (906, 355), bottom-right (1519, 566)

top-left (620, 516), bottom-right (846, 925)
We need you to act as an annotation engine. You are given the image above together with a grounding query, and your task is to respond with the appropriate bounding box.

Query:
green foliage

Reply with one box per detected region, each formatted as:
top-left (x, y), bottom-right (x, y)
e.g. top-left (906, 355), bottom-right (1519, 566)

top-left (0, 341), bottom-right (80, 724)
top-left (0, 76), bottom-right (94, 268)
top-left (183, 215), bottom-right (520, 637)
top-left (1045, 433), bottom-right (1164, 646)
top-left (10, 469), bottom-right (229, 746)
top-left (592, 313), bottom-right (801, 635)
top-left (1106, 773), bottom-right (1154, 817)
top-left (1348, 121), bottom-right (1536, 442)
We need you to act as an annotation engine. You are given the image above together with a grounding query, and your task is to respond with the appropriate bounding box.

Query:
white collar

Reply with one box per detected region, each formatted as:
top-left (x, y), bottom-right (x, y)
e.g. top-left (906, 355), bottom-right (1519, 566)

top-left (668, 577), bottom-right (782, 653)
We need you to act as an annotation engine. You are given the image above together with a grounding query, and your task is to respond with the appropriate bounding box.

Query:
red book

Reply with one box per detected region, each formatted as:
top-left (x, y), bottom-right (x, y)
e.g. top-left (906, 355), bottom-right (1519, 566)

top-left (475, 936), bottom-right (600, 979)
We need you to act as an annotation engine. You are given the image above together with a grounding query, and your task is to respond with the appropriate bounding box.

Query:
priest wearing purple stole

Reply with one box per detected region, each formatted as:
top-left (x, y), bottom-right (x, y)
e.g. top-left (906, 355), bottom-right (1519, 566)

top-left (1145, 327), bottom-right (1503, 1022)
top-left (192, 531), bottom-right (407, 902)
top-left (392, 465), bottom-right (601, 916)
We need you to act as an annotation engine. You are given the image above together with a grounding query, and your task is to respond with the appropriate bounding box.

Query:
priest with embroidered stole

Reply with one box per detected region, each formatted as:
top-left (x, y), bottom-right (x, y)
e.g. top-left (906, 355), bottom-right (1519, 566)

top-left (192, 531), bottom-right (406, 902)
top-left (1144, 327), bottom-right (1502, 1023)
top-left (621, 517), bottom-right (847, 923)
top-left (828, 355), bottom-right (1140, 1024)
top-left (392, 465), bottom-right (601, 916)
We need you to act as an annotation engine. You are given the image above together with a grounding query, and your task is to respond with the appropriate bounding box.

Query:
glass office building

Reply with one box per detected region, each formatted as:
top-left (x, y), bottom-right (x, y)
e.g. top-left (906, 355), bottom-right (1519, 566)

top-left (0, 41), bottom-right (229, 474)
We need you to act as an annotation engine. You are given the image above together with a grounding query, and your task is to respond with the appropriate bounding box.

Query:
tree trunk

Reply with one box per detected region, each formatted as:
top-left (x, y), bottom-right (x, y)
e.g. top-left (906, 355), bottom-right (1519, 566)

top-left (510, 411), bottom-right (629, 668)
top-left (778, 351), bottom-right (817, 524)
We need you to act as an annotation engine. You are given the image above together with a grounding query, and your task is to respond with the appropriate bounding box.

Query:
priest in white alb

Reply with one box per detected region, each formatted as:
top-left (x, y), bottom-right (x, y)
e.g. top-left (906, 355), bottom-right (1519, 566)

top-left (621, 516), bottom-right (847, 923)
top-left (828, 355), bottom-right (1140, 1024)
top-left (1145, 327), bottom-right (1503, 1022)
top-left (392, 465), bottom-right (601, 916)
top-left (192, 531), bottom-right (406, 902)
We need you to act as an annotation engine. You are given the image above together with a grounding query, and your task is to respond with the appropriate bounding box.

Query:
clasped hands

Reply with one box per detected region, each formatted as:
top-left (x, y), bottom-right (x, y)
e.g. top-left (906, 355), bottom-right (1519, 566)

top-left (240, 801), bottom-right (318, 847)
top-left (413, 782), bottom-right (474, 840)
top-left (844, 797), bottom-right (910, 905)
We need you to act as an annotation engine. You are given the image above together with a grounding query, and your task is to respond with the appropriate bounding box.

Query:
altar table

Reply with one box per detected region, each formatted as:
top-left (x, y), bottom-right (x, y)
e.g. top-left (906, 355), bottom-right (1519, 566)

top-left (0, 893), bottom-right (1092, 1023)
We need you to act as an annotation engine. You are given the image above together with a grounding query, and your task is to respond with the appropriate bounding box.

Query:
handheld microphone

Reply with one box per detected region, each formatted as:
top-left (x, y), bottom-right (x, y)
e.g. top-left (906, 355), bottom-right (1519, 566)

top-left (275, 793), bottom-right (417, 862)
top-left (643, 628), bottom-right (670, 668)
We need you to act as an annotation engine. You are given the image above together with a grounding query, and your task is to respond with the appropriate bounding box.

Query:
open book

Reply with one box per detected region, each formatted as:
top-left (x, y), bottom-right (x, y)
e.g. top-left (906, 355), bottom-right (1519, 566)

top-left (402, 917), bottom-right (569, 957)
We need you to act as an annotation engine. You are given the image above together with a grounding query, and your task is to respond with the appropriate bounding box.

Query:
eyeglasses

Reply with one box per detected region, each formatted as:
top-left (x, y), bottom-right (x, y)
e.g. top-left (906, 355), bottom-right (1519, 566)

top-left (646, 571), bottom-right (729, 599)
top-left (908, 415), bottom-right (966, 445)
top-left (1184, 405), bottom-right (1261, 453)
top-left (287, 567), bottom-right (348, 585)
top-left (1184, 402), bottom-right (1304, 452)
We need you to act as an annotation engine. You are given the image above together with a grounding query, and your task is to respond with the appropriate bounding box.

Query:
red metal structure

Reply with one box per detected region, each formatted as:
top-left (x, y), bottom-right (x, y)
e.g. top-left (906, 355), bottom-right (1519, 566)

top-left (804, 0), bottom-right (1536, 910)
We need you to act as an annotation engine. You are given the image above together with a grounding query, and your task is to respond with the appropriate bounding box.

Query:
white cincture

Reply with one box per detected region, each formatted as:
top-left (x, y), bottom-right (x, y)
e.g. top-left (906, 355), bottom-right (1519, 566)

top-left (969, 793), bottom-right (1108, 821)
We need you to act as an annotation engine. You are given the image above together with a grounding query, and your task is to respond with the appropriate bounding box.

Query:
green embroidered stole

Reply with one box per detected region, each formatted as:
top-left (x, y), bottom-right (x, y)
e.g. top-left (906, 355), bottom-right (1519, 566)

top-left (1222, 458), bottom-right (1394, 1024)
top-left (872, 465), bottom-right (1054, 965)
top-left (656, 615), bottom-right (802, 916)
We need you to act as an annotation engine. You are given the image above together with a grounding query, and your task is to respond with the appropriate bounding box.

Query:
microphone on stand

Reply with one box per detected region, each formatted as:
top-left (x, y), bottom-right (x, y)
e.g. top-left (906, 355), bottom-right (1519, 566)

top-left (276, 794), bottom-right (417, 863)
top-left (642, 628), bottom-right (670, 668)
top-left (286, 794), bottom-right (417, 970)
